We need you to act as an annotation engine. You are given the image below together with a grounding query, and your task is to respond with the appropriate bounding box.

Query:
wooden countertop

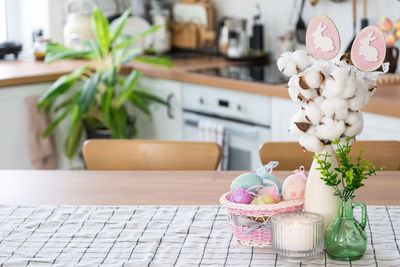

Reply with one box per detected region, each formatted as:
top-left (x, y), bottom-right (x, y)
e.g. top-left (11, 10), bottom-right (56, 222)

top-left (0, 170), bottom-right (398, 206)
top-left (0, 57), bottom-right (399, 117)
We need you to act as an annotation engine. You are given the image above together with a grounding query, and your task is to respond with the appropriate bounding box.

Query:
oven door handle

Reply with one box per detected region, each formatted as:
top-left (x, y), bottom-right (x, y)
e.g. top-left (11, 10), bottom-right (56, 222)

top-left (184, 119), bottom-right (260, 139)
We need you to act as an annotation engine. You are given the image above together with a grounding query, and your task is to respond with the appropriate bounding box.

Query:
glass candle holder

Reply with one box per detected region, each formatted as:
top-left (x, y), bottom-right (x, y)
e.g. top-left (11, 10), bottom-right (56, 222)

top-left (271, 211), bottom-right (324, 260)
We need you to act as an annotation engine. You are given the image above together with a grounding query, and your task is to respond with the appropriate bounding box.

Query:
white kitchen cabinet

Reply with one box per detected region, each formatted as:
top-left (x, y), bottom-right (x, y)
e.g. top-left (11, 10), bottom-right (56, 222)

top-left (0, 83), bottom-right (82, 170)
top-left (134, 76), bottom-right (183, 140)
top-left (358, 112), bottom-right (400, 141)
top-left (270, 97), bottom-right (300, 142)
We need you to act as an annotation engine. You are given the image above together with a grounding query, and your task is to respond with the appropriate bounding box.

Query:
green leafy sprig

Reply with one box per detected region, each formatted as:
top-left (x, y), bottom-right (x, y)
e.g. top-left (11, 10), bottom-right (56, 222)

top-left (314, 137), bottom-right (385, 200)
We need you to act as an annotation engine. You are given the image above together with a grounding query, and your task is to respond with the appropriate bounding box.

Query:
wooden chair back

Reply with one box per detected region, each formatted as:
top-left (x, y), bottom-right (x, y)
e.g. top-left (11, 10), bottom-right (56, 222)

top-left (259, 141), bottom-right (400, 171)
top-left (83, 139), bottom-right (221, 170)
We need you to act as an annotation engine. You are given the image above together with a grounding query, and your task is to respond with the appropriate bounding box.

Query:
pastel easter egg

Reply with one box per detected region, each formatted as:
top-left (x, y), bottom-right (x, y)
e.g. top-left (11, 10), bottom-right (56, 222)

top-left (282, 173), bottom-right (306, 201)
top-left (378, 17), bottom-right (393, 31)
top-left (230, 173), bottom-right (263, 193)
top-left (351, 26), bottom-right (386, 71)
top-left (229, 187), bottom-right (253, 204)
top-left (386, 33), bottom-right (396, 46)
top-left (257, 182), bottom-right (281, 203)
top-left (258, 173), bottom-right (282, 194)
top-left (251, 195), bottom-right (274, 205)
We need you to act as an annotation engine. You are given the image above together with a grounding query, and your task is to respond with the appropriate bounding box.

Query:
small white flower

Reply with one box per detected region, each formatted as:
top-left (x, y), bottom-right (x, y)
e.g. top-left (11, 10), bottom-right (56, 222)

top-left (316, 117), bottom-right (345, 141)
top-left (303, 101), bottom-right (323, 125)
top-left (344, 112), bottom-right (364, 137)
top-left (299, 134), bottom-right (324, 153)
top-left (321, 98), bottom-right (349, 120)
top-left (292, 50), bottom-right (312, 70)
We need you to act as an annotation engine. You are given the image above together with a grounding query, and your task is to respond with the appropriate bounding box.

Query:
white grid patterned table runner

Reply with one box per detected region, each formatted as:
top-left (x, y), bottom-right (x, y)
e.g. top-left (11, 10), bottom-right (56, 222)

top-left (0, 205), bottom-right (398, 266)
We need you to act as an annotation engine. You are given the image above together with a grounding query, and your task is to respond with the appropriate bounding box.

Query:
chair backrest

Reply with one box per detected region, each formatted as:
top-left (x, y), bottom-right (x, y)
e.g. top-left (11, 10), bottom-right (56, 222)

top-left (259, 141), bottom-right (400, 171)
top-left (83, 139), bottom-right (221, 170)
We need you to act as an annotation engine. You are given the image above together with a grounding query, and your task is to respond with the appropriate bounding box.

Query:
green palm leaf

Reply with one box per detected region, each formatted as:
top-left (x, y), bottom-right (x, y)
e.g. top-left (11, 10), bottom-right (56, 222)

top-left (78, 71), bottom-right (101, 114)
top-left (45, 43), bottom-right (91, 63)
top-left (92, 8), bottom-right (110, 56)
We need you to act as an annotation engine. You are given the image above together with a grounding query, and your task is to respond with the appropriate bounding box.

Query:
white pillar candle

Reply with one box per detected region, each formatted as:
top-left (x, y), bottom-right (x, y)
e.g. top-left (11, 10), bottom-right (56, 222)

top-left (271, 212), bottom-right (324, 259)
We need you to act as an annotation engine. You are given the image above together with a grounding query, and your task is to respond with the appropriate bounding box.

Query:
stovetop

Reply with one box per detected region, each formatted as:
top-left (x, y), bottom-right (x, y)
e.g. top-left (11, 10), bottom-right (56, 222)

top-left (191, 61), bottom-right (288, 84)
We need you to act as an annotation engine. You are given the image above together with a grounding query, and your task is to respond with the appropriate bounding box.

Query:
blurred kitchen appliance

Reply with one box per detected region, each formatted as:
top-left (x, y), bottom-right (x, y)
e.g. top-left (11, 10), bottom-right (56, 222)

top-left (149, 0), bottom-right (171, 53)
top-left (0, 42), bottom-right (22, 59)
top-left (250, 4), bottom-right (265, 56)
top-left (225, 18), bottom-right (248, 59)
top-left (191, 61), bottom-right (288, 84)
top-left (182, 83), bottom-right (271, 170)
top-left (171, 0), bottom-right (215, 49)
top-left (63, 0), bottom-right (95, 50)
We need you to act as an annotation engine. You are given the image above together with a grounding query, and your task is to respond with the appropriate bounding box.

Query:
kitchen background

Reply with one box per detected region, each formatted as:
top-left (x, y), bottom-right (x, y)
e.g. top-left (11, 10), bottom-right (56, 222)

top-left (4, 0), bottom-right (400, 59)
top-left (0, 0), bottom-right (399, 171)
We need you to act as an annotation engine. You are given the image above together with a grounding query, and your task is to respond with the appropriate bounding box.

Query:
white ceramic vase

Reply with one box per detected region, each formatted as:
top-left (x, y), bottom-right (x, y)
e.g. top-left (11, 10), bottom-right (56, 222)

top-left (304, 145), bottom-right (338, 229)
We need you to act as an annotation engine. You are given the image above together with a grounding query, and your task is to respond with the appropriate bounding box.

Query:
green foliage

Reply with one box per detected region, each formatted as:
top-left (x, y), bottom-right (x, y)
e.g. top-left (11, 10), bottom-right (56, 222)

top-left (314, 137), bottom-right (385, 200)
top-left (38, 8), bottom-right (173, 160)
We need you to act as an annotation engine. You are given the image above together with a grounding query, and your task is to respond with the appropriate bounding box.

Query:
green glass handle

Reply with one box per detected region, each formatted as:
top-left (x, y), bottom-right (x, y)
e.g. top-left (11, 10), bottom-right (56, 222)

top-left (353, 201), bottom-right (367, 230)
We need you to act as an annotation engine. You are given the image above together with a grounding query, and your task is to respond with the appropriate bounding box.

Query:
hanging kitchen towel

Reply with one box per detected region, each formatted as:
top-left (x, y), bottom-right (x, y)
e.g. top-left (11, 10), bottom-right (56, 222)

top-left (198, 119), bottom-right (229, 170)
top-left (25, 96), bottom-right (58, 169)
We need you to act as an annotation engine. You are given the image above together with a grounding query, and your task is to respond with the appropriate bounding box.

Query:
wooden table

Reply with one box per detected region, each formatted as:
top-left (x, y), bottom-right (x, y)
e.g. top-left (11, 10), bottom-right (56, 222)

top-left (0, 170), bottom-right (398, 205)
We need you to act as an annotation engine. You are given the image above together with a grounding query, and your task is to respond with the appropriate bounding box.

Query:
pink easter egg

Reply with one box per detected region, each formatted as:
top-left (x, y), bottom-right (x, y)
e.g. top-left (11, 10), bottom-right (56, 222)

top-left (351, 26), bottom-right (386, 71)
top-left (306, 15), bottom-right (341, 60)
top-left (257, 181), bottom-right (281, 203)
top-left (282, 173), bottom-right (306, 201)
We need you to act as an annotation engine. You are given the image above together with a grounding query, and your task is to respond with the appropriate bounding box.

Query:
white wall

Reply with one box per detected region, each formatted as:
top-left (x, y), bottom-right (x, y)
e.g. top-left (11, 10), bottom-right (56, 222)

top-left (211, 0), bottom-right (400, 56)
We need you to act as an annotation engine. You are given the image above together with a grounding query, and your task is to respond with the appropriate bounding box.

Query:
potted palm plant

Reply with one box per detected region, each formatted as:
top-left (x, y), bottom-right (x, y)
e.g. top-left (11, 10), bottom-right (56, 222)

top-left (38, 8), bottom-right (173, 160)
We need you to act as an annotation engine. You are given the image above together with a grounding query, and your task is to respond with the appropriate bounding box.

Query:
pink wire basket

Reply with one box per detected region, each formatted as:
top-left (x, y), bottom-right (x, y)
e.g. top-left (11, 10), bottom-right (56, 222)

top-left (219, 192), bottom-right (304, 247)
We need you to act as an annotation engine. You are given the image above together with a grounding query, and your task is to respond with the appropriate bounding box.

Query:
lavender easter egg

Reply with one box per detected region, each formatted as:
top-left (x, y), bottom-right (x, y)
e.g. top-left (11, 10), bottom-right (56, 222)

top-left (282, 173), bottom-right (306, 201)
top-left (230, 187), bottom-right (253, 204)
top-left (230, 173), bottom-right (263, 193)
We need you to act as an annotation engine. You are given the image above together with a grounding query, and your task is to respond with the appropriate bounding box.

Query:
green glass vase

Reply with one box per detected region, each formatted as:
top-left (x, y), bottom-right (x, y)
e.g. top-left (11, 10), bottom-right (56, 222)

top-left (324, 197), bottom-right (367, 261)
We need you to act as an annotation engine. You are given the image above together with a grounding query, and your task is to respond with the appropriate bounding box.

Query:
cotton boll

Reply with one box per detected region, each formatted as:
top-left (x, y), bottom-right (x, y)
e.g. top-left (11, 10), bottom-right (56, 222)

top-left (322, 67), bottom-right (350, 98)
top-left (299, 134), bottom-right (324, 153)
top-left (348, 87), bottom-right (369, 111)
top-left (321, 98), bottom-right (349, 120)
top-left (316, 117), bottom-right (345, 141)
top-left (341, 70), bottom-right (358, 99)
top-left (303, 101), bottom-right (323, 125)
top-left (289, 108), bottom-right (310, 137)
top-left (292, 50), bottom-right (312, 70)
top-left (277, 52), bottom-right (299, 77)
top-left (288, 75), bottom-right (318, 101)
top-left (300, 68), bottom-right (325, 89)
top-left (344, 112), bottom-right (364, 137)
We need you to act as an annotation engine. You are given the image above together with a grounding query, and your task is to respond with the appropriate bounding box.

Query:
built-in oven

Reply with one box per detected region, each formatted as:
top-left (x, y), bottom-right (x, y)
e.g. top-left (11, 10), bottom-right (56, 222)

top-left (182, 83), bottom-right (271, 170)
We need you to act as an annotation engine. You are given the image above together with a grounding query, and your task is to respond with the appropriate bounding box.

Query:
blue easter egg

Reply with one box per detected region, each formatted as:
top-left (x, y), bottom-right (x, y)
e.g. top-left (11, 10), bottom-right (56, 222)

top-left (258, 173), bottom-right (282, 194)
top-left (230, 173), bottom-right (263, 193)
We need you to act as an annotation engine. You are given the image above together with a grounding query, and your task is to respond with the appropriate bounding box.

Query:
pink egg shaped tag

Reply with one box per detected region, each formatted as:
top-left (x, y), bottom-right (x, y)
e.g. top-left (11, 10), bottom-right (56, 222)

top-left (306, 15), bottom-right (341, 60)
top-left (351, 26), bottom-right (386, 71)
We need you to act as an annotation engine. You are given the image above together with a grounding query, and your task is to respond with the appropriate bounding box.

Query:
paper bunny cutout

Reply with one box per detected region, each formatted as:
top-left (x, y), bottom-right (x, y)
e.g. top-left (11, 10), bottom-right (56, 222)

top-left (306, 15), bottom-right (386, 71)
top-left (312, 23), bottom-right (334, 52)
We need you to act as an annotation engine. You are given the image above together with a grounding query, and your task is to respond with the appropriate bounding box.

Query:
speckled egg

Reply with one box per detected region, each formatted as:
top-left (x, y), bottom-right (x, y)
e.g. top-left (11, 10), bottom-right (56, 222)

top-left (258, 173), bottom-right (282, 195)
top-left (256, 181), bottom-right (281, 203)
top-left (251, 195), bottom-right (274, 205)
top-left (282, 172), bottom-right (306, 201)
top-left (230, 173), bottom-right (263, 193)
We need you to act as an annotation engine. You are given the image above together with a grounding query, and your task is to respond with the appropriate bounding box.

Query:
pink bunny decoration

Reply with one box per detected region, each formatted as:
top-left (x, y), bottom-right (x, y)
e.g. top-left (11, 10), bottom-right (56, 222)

top-left (312, 22), bottom-right (334, 52)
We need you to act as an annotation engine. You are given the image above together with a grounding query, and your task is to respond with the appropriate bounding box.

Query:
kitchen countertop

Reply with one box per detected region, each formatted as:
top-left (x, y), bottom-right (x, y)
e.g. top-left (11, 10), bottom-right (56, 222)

top-left (0, 57), bottom-right (399, 117)
top-left (0, 170), bottom-right (398, 205)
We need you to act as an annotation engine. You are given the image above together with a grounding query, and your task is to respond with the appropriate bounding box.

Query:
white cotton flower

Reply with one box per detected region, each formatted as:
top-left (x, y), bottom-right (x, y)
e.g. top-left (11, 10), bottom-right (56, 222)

top-left (288, 75), bottom-right (317, 103)
top-left (300, 68), bottom-right (325, 89)
top-left (344, 111), bottom-right (364, 137)
top-left (277, 52), bottom-right (298, 77)
top-left (321, 98), bottom-right (349, 120)
top-left (341, 70), bottom-right (358, 99)
top-left (292, 50), bottom-right (312, 70)
top-left (316, 117), bottom-right (345, 141)
top-left (299, 134), bottom-right (324, 153)
top-left (322, 67), bottom-right (351, 98)
top-left (303, 101), bottom-right (323, 125)
top-left (289, 108), bottom-right (310, 137)
top-left (278, 50), bottom-right (312, 77)
top-left (348, 86), bottom-right (369, 111)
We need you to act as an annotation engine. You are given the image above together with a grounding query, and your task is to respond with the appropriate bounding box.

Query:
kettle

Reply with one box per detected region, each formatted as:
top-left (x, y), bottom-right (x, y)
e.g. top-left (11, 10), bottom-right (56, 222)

top-left (63, 0), bottom-right (95, 50)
